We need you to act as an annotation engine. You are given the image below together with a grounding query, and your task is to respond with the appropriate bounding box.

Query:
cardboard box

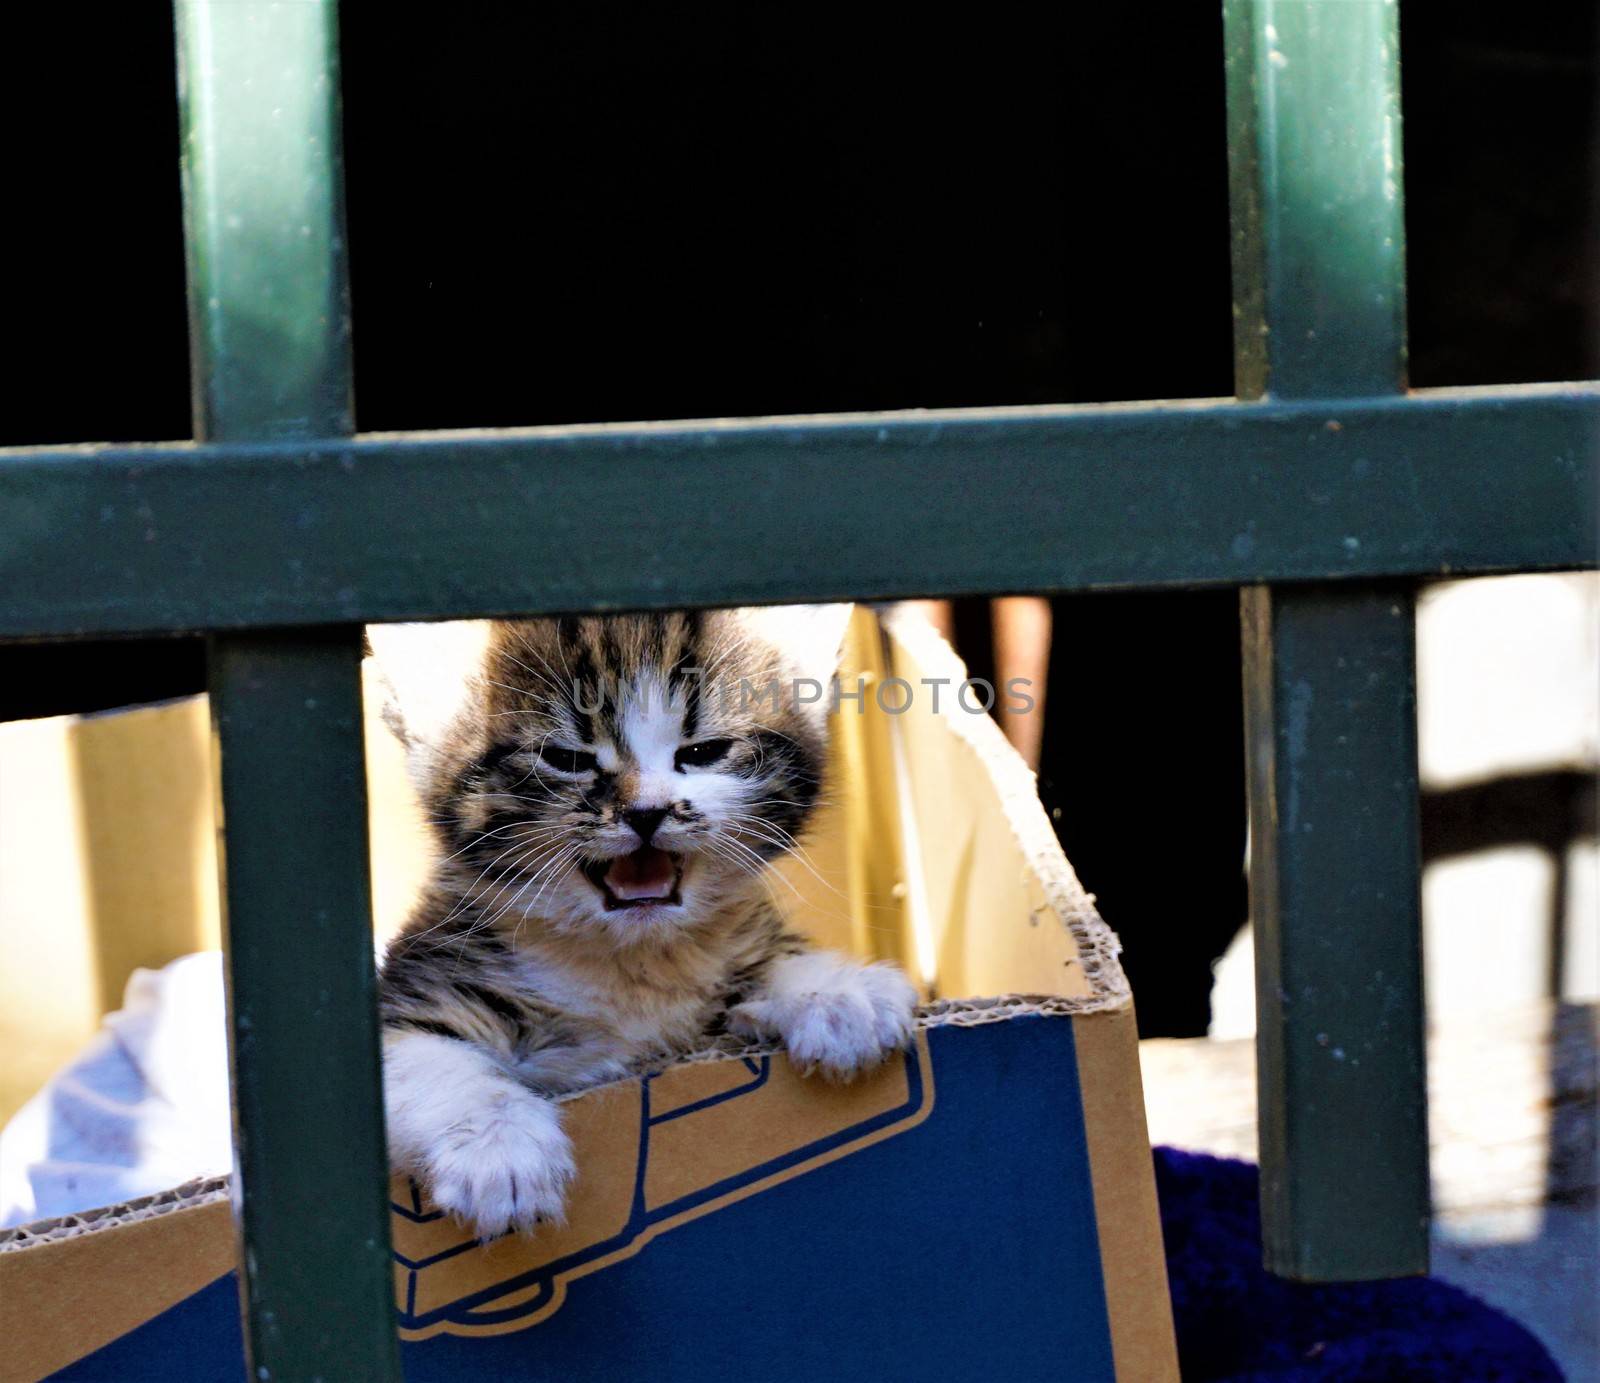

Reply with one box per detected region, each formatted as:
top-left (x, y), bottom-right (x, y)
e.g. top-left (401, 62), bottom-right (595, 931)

top-left (0, 612), bottom-right (1176, 1381)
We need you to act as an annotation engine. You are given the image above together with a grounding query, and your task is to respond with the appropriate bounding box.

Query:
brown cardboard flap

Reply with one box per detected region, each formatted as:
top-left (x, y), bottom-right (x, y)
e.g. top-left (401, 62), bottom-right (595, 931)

top-left (0, 1186), bottom-right (233, 1383)
top-left (881, 609), bottom-right (1121, 1003)
top-left (1075, 1005), bottom-right (1181, 1383)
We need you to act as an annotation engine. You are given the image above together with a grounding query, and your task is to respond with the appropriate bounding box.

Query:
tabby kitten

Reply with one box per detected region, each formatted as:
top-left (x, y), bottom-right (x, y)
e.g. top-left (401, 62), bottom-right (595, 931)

top-left (371, 608), bottom-right (916, 1239)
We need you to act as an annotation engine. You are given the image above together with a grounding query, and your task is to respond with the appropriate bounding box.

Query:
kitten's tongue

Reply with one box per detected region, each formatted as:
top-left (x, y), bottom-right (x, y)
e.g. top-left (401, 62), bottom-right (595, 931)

top-left (605, 846), bottom-right (677, 901)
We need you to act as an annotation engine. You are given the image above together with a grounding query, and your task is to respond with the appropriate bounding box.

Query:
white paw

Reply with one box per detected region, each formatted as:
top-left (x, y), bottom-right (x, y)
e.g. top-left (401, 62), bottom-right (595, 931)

top-left (419, 1086), bottom-right (575, 1241)
top-left (730, 953), bottom-right (917, 1082)
top-left (384, 1030), bottom-right (578, 1241)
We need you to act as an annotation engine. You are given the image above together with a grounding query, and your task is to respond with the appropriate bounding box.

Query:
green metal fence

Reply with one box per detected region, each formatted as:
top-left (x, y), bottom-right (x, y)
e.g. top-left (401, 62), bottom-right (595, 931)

top-left (2, 1), bottom-right (1595, 1377)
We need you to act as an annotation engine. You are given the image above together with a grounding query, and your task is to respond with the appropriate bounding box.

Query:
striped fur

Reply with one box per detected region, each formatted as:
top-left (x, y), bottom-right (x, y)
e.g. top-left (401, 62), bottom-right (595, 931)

top-left (371, 608), bottom-right (917, 1238)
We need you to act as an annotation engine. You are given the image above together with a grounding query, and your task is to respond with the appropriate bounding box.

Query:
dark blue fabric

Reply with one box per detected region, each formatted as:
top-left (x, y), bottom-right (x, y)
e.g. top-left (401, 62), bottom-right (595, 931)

top-left (1156, 1146), bottom-right (1564, 1382)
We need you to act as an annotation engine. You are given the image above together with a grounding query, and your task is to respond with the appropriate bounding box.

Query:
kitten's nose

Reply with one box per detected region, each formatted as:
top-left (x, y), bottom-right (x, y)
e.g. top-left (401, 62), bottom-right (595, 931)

top-left (624, 807), bottom-right (669, 845)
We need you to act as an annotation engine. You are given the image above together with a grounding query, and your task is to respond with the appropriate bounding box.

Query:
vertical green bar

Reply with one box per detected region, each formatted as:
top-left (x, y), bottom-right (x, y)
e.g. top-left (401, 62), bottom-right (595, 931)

top-left (1239, 582), bottom-right (1427, 1281)
top-left (1225, 0), bottom-right (1429, 1279)
top-left (179, 1), bottom-right (353, 439)
top-left (207, 632), bottom-right (397, 1377)
top-left (175, 2), bottom-right (402, 1375)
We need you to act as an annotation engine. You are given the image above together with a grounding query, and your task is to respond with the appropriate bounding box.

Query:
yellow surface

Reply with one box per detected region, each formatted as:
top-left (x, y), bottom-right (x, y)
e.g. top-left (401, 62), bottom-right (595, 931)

top-left (883, 621), bottom-right (1091, 1000)
top-left (0, 702), bottom-right (220, 1122)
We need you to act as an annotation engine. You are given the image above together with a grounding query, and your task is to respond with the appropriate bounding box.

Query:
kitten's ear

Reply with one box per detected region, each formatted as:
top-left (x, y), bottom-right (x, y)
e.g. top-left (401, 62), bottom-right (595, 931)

top-left (736, 603), bottom-right (855, 682)
top-left (365, 621), bottom-right (492, 758)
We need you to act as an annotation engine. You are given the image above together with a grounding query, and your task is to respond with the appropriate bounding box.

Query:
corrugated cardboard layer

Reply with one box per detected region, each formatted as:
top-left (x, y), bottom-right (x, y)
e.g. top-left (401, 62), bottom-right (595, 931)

top-left (0, 1182), bottom-right (232, 1383)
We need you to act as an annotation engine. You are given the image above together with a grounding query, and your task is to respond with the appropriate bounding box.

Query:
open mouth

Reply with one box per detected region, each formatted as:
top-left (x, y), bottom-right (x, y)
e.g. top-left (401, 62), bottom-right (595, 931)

top-left (581, 847), bottom-right (684, 911)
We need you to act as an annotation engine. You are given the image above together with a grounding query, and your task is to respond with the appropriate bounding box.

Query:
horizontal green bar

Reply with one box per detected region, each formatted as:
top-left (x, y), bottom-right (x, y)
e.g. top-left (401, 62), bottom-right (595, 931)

top-left (2, 385), bottom-right (1594, 639)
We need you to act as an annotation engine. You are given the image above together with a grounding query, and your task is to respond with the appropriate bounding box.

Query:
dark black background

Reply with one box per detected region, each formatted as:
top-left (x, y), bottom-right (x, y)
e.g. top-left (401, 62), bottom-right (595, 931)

top-left (4, 5), bottom-right (1594, 1033)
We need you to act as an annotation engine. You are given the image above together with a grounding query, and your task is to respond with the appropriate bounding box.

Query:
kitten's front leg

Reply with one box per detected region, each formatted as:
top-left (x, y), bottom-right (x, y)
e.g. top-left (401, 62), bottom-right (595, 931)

top-left (383, 1030), bottom-right (575, 1240)
top-left (728, 951), bottom-right (917, 1081)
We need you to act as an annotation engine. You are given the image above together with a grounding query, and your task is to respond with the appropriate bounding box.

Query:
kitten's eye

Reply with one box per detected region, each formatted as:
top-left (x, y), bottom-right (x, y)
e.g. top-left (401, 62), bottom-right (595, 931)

top-left (674, 738), bottom-right (733, 770)
top-left (538, 743), bottom-right (597, 774)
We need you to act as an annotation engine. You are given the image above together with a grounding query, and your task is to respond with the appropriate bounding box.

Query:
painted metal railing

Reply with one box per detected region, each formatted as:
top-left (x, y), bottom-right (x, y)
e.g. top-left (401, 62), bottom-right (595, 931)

top-left (0, 1), bottom-right (1594, 1377)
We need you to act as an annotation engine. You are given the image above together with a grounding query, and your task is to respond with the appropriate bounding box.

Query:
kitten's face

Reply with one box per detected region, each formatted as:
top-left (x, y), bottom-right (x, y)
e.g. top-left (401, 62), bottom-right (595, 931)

top-left (405, 611), bottom-right (838, 947)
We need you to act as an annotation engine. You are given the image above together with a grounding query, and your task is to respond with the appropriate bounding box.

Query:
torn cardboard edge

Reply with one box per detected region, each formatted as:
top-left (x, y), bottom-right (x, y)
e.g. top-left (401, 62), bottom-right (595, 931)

top-left (881, 606), bottom-right (1128, 1004)
top-left (0, 1176), bottom-right (231, 1254)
